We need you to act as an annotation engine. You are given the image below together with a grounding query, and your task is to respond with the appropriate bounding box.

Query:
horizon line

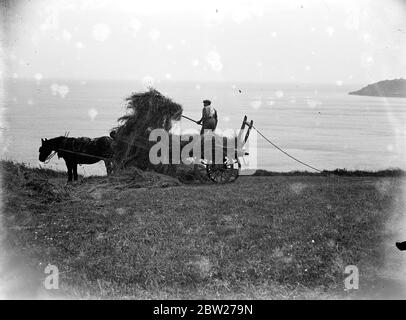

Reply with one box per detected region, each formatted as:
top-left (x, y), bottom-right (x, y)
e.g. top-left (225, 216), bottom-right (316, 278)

top-left (4, 77), bottom-right (369, 86)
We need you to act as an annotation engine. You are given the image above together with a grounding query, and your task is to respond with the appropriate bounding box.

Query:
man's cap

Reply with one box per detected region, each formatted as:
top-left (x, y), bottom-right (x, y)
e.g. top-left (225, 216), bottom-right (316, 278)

top-left (203, 99), bottom-right (211, 105)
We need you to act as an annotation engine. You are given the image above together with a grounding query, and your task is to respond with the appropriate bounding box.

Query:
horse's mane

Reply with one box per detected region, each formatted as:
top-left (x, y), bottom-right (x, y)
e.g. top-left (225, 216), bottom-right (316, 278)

top-left (46, 136), bottom-right (66, 145)
top-left (49, 136), bottom-right (92, 144)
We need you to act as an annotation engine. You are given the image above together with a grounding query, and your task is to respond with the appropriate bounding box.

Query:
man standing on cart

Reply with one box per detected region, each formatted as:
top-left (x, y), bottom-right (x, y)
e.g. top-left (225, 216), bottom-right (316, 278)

top-left (197, 99), bottom-right (218, 135)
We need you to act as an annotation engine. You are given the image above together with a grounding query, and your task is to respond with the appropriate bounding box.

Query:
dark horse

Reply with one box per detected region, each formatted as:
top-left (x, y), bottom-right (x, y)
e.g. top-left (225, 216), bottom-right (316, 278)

top-left (39, 136), bottom-right (114, 181)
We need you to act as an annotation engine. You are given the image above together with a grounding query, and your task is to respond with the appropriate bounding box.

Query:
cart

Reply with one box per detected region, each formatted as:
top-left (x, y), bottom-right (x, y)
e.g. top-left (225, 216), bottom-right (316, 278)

top-left (197, 115), bottom-right (254, 183)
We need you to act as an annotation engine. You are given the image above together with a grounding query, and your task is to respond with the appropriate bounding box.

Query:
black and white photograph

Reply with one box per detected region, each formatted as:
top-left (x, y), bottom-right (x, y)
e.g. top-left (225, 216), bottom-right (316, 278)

top-left (1, 0), bottom-right (406, 303)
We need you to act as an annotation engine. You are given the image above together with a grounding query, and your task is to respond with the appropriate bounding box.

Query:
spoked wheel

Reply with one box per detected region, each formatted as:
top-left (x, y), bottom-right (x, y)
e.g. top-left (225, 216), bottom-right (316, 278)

top-left (205, 158), bottom-right (240, 183)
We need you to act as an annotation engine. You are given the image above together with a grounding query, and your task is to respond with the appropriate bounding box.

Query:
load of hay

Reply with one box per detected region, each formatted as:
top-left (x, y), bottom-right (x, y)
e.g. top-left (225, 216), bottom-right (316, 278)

top-left (111, 88), bottom-right (235, 183)
top-left (111, 88), bottom-right (183, 170)
top-left (111, 88), bottom-right (200, 181)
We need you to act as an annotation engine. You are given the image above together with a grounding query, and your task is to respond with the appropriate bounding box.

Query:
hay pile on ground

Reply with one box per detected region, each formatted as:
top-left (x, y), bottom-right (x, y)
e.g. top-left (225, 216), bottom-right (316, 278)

top-left (1, 161), bottom-right (72, 203)
top-left (111, 88), bottom-right (183, 170)
top-left (82, 166), bottom-right (182, 193)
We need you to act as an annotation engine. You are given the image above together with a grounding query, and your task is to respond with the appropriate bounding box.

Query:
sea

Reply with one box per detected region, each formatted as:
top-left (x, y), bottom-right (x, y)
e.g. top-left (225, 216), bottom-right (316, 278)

top-left (2, 79), bottom-right (406, 176)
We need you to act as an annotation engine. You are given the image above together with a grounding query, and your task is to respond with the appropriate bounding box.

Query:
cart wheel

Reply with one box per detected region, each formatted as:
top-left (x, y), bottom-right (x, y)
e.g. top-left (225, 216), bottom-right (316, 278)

top-left (206, 158), bottom-right (239, 183)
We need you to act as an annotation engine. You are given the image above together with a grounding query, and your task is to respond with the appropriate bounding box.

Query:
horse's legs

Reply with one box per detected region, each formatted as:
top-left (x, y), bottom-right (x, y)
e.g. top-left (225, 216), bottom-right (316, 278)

top-left (66, 162), bottom-right (73, 182)
top-left (104, 160), bottom-right (112, 175)
top-left (73, 163), bottom-right (78, 181)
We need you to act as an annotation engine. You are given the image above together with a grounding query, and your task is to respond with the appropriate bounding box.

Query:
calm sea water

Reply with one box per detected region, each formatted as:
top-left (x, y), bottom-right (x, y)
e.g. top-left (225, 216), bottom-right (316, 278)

top-left (2, 79), bottom-right (406, 176)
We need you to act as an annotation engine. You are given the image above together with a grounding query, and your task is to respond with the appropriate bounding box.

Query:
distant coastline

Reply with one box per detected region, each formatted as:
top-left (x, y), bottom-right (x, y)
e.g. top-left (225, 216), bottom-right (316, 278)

top-left (349, 78), bottom-right (406, 98)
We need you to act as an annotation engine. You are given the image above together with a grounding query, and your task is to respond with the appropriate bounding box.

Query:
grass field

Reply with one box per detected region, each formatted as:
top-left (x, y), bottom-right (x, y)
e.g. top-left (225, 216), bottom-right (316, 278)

top-left (1, 160), bottom-right (405, 299)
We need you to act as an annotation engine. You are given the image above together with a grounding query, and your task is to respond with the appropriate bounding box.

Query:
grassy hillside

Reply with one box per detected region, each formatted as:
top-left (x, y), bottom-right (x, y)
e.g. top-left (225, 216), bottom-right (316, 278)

top-left (1, 160), bottom-right (403, 299)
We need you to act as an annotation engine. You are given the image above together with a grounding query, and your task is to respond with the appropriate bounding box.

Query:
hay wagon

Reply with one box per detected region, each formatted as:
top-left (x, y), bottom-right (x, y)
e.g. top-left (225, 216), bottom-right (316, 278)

top-left (110, 90), bottom-right (254, 184)
top-left (193, 115), bottom-right (254, 184)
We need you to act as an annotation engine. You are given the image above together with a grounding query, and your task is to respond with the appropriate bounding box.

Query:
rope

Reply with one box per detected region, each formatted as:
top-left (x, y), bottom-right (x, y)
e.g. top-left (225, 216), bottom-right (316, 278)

top-left (56, 149), bottom-right (112, 161)
top-left (44, 151), bottom-right (57, 164)
top-left (252, 125), bottom-right (322, 173)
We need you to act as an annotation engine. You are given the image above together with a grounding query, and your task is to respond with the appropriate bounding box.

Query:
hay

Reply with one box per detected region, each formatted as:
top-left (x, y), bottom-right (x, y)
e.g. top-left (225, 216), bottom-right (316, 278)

top-left (0, 160), bottom-right (72, 203)
top-left (111, 88), bottom-right (235, 183)
top-left (25, 178), bottom-right (71, 203)
top-left (111, 88), bottom-right (183, 169)
top-left (81, 167), bottom-right (182, 194)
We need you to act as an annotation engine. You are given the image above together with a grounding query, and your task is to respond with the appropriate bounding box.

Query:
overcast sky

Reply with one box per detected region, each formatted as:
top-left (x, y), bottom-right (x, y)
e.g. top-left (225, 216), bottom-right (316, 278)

top-left (2, 0), bottom-right (406, 84)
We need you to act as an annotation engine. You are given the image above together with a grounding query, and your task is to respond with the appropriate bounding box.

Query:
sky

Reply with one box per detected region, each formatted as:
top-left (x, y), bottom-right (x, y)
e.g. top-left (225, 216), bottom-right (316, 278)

top-left (2, 0), bottom-right (406, 84)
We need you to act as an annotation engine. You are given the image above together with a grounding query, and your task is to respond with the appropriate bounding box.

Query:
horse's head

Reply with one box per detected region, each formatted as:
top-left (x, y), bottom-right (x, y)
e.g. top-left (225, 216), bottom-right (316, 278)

top-left (39, 138), bottom-right (53, 162)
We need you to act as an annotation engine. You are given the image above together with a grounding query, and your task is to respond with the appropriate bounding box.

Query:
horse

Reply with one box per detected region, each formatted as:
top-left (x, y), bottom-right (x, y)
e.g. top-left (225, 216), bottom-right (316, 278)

top-left (39, 136), bottom-right (114, 181)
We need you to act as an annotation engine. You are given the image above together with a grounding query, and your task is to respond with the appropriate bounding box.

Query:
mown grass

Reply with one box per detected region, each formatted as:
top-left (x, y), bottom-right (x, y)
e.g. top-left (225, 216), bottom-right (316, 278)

top-left (1, 160), bottom-right (402, 299)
